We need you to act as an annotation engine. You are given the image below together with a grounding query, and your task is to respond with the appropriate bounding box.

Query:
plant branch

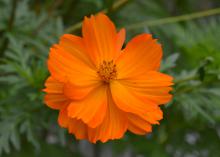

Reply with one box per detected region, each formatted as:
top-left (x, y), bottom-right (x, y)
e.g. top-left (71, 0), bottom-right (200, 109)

top-left (64, 0), bottom-right (129, 33)
top-left (126, 7), bottom-right (220, 30)
top-left (174, 75), bottom-right (198, 84)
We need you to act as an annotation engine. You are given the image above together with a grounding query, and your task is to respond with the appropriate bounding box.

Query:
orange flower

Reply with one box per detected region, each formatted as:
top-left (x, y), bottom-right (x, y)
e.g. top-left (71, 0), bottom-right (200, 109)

top-left (43, 13), bottom-right (173, 143)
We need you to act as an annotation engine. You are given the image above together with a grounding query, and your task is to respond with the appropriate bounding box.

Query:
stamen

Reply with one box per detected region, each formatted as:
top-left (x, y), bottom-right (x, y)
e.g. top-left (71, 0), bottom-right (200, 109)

top-left (97, 60), bottom-right (117, 83)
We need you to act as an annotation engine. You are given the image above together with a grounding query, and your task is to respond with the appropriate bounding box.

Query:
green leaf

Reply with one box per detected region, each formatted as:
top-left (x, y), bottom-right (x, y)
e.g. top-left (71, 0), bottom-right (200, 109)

top-left (161, 53), bottom-right (179, 71)
top-left (10, 130), bottom-right (20, 150)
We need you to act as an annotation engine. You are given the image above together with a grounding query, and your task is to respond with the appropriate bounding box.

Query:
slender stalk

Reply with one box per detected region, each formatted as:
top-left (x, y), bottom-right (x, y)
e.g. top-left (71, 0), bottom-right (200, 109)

top-left (126, 7), bottom-right (220, 30)
top-left (174, 75), bottom-right (198, 84)
top-left (64, 0), bottom-right (129, 33)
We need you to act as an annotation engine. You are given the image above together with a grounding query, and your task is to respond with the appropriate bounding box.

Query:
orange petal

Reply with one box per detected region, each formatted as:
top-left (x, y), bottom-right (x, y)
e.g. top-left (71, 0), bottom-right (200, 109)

top-left (58, 107), bottom-right (70, 128)
top-left (44, 77), bottom-right (69, 110)
top-left (127, 113), bottom-right (152, 135)
top-left (120, 71), bottom-right (173, 104)
top-left (43, 76), bottom-right (63, 93)
top-left (67, 85), bottom-right (107, 128)
top-left (111, 81), bottom-right (163, 124)
top-left (116, 28), bottom-right (126, 53)
top-left (63, 81), bottom-right (101, 100)
top-left (116, 34), bottom-right (162, 79)
top-left (58, 108), bottom-right (88, 140)
top-left (68, 119), bottom-right (88, 140)
top-left (59, 34), bottom-right (95, 68)
top-left (48, 38), bottom-right (99, 84)
top-left (82, 13), bottom-right (125, 65)
top-left (44, 94), bottom-right (69, 110)
top-left (88, 91), bottom-right (128, 143)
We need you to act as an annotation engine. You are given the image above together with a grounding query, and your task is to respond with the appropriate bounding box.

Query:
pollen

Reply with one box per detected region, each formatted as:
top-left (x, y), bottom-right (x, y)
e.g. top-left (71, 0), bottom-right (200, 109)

top-left (97, 60), bottom-right (117, 83)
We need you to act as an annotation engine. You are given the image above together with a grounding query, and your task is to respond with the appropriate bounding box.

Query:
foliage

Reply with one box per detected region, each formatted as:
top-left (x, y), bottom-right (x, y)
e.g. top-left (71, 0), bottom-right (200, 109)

top-left (0, 0), bottom-right (220, 157)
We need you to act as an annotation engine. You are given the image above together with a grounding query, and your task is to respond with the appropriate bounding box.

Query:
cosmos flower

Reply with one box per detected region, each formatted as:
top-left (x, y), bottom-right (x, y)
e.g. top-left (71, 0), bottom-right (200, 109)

top-left (43, 13), bottom-right (173, 143)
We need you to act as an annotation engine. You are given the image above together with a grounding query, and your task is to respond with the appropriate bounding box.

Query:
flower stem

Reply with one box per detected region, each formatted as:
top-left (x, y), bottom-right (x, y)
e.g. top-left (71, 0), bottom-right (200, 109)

top-left (126, 7), bottom-right (220, 30)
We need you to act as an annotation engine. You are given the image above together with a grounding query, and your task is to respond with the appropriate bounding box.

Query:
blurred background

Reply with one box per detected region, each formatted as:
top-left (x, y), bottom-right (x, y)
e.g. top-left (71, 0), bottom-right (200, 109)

top-left (0, 0), bottom-right (220, 157)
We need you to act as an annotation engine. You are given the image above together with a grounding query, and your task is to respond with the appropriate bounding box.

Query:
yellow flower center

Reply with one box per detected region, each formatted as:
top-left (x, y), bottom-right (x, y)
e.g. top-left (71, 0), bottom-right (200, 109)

top-left (97, 60), bottom-right (117, 83)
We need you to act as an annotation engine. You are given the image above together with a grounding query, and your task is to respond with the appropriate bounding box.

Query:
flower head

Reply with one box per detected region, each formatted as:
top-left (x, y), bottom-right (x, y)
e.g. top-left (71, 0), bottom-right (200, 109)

top-left (43, 13), bottom-right (173, 143)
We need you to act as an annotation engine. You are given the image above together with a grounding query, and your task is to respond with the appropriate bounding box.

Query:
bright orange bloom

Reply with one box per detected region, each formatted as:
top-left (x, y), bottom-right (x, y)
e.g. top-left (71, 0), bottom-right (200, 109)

top-left (43, 13), bottom-right (173, 143)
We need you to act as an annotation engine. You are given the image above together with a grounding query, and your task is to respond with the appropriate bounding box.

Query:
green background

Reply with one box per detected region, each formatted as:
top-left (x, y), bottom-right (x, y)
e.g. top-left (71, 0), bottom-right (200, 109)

top-left (0, 0), bottom-right (220, 156)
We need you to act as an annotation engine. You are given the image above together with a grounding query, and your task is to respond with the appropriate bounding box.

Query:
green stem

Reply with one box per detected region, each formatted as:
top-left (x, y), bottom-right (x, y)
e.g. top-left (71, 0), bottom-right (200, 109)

top-left (174, 85), bottom-right (200, 96)
top-left (174, 75), bottom-right (198, 84)
top-left (64, 0), bottom-right (129, 33)
top-left (126, 7), bottom-right (220, 30)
